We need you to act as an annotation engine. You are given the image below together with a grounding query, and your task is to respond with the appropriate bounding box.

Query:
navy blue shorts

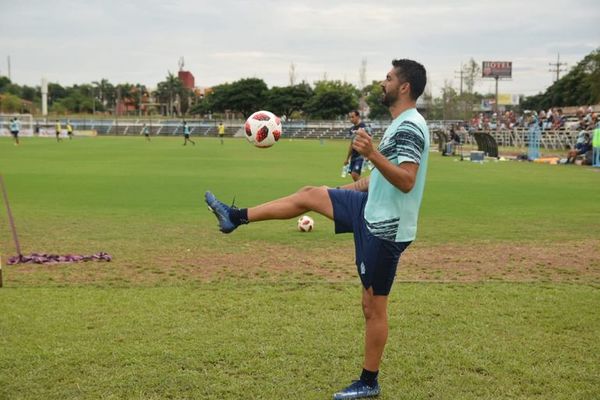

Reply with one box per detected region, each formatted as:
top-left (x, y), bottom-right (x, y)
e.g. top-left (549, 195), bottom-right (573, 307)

top-left (328, 189), bottom-right (411, 295)
top-left (349, 158), bottom-right (364, 175)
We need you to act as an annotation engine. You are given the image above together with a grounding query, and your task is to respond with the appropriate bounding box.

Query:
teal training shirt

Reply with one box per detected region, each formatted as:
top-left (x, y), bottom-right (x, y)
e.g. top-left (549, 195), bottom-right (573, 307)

top-left (364, 108), bottom-right (429, 242)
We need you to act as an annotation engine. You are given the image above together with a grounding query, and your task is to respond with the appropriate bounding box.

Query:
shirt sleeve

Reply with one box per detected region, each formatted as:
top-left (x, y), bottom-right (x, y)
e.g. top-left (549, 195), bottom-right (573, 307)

top-left (393, 122), bottom-right (425, 165)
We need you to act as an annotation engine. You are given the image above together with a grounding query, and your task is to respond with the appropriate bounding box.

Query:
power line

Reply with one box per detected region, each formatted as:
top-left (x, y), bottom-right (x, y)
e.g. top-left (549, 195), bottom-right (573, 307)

top-left (454, 63), bottom-right (465, 95)
top-left (549, 53), bottom-right (567, 82)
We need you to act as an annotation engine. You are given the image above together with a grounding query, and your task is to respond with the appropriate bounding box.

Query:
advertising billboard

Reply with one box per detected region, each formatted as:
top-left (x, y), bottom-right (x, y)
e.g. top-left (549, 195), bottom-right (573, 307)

top-left (482, 61), bottom-right (512, 78)
top-left (497, 93), bottom-right (520, 105)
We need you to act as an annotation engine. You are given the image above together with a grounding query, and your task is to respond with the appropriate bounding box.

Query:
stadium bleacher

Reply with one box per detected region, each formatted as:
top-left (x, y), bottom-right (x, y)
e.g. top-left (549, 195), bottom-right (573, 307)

top-left (24, 117), bottom-right (592, 151)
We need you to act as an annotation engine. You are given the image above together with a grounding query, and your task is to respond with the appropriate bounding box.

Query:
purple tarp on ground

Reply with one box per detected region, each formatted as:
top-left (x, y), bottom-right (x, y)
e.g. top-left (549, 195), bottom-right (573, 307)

top-left (7, 252), bottom-right (112, 265)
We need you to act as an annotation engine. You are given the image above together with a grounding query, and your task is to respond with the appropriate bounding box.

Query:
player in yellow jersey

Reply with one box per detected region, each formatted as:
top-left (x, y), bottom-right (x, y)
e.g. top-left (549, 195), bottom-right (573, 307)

top-left (55, 120), bottom-right (62, 142)
top-left (218, 122), bottom-right (225, 145)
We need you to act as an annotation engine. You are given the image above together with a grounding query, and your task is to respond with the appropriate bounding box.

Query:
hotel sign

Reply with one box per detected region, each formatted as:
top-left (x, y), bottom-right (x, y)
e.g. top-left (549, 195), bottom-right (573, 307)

top-left (482, 61), bottom-right (512, 78)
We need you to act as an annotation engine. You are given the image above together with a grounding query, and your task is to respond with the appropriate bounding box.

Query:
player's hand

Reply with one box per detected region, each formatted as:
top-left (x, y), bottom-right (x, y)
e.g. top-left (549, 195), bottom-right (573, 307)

top-left (352, 128), bottom-right (374, 158)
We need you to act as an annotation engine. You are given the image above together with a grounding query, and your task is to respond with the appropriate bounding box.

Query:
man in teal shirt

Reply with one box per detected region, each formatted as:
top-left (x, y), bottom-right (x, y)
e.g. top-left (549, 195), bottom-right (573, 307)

top-left (182, 121), bottom-right (195, 146)
top-left (10, 117), bottom-right (21, 145)
top-left (205, 59), bottom-right (429, 399)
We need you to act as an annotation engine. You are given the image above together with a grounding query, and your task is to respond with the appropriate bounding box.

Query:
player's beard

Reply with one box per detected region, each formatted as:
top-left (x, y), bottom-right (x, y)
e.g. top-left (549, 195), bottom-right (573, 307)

top-left (381, 89), bottom-right (397, 107)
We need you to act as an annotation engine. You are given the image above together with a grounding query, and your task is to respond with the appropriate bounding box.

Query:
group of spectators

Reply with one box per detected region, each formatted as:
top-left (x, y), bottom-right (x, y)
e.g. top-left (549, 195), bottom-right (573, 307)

top-left (466, 106), bottom-right (597, 132)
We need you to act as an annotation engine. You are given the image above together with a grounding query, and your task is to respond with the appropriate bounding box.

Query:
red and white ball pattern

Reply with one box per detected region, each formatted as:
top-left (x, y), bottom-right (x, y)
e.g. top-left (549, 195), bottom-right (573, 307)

top-left (244, 110), bottom-right (282, 148)
top-left (297, 215), bottom-right (314, 232)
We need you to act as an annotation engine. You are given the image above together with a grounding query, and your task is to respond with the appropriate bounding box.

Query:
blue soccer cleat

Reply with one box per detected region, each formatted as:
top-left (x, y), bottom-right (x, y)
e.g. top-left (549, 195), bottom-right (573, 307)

top-left (333, 380), bottom-right (381, 400)
top-left (204, 191), bottom-right (239, 233)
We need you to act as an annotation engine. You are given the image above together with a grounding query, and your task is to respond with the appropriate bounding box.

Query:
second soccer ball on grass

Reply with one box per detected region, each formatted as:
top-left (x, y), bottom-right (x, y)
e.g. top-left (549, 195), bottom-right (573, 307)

top-left (297, 215), bottom-right (314, 232)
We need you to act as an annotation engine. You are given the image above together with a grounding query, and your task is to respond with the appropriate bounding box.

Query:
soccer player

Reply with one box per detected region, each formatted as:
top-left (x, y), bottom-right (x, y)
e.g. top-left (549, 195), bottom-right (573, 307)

top-left (205, 59), bottom-right (429, 400)
top-left (55, 120), bottom-right (62, 142)
top-left (344, 110), bottom-right (371, 182)
top-left (182, 121), bottom-right (195, 146)
top-left (218, 122), bottom-right (225, 145)
top-left (10, 117), bottom-right (20, 145)
top-left (66, 120), bottom-right (74, 140)
top-left (141, 123), bottom-right (151, 141)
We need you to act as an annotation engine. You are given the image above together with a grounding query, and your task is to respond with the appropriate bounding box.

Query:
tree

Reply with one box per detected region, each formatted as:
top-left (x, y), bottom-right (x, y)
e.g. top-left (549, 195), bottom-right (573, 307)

top-left (48, 82), bottom-right (67, 107)
top-left (521, 48), bottom-right (600, 110)
top-left (92, 79), bottom-right (115, 110)
top-left (20, 85), bottom-right (38, 102)
top-left (0, 93), bottom-right (22, 113)
top-left (133, 84), bottom-right (148, 115)
top-left (364, 81), bottom-right (388, 120)
top-left (427, 81), bottom-right (475, 120)
top-left (155, 72), bottom-right (184, 116)
top-left (189, 82), bottom-right (232, 116)
top-left (304, 80), bottom-right (359, 119)
top-left (266, 82), bottom-right (313, 117)
top-left (224, 78), bottom-right (269, 117)
top-left (463, 58), bottom-right (480, 94)
top-left (0, 76), bottom-right (11, 92)
top-left (50, 101), bottom-right (68, 114)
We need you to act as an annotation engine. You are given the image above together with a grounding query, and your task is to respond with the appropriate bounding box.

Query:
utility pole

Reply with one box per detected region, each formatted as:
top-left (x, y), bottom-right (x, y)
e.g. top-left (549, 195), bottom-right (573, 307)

top-left (289, 62), bottom-right (297, 86)
top-left (7, 56), bottom-right (11, 80)
top-left (454, 63), bottom-right (465, 95)
top-left (549, 53), bottom-right (567, 82)
top-left (359, 58), bottom-right (367, 89)
top-left (115, 87), bottom-right (121, 135)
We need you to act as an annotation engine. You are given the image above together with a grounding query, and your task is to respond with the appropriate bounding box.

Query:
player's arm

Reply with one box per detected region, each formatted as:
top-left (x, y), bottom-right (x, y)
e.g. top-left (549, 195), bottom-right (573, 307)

top-left (352, 129), bottom-right (419, 193)
top-left (344, 140), bottom-right (353, 164)
top-left (337, 176), bottom-right (370, 192)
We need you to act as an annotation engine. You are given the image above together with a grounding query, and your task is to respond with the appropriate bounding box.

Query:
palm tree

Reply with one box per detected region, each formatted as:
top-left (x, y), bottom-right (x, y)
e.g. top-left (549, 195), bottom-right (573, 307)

top-left (92, 79), bottom-right (115, 110)
top-left (156, 72), bottom-right (183, 116)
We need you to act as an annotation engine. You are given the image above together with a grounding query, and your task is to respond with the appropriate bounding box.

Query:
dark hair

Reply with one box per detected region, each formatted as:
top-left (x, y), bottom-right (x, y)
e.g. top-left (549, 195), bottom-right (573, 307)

top-left (349, 110), bottom-right (360, 117)
top-left (392, 59), bottom-right (427, 100)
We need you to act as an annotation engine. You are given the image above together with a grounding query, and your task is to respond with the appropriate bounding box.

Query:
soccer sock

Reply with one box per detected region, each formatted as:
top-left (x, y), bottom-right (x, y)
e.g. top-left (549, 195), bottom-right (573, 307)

top-left (360, 368), bottom-right (379, 386)
top-left (229, 208), bottom-right (249, 226)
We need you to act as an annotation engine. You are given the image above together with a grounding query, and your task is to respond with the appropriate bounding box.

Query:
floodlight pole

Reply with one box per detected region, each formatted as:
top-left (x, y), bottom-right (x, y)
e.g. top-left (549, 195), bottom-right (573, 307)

top-left (0, 175), bottom-right (22, 259)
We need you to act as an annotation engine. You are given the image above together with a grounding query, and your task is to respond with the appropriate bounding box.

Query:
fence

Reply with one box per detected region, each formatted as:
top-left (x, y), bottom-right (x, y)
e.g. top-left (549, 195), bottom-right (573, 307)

top-left (0, 117), bottom-right (593, 151)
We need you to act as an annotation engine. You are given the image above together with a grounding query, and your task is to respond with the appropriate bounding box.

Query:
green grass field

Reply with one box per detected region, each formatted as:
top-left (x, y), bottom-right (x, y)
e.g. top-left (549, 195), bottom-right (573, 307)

top-left (1, 136), bottom-right (599, 399)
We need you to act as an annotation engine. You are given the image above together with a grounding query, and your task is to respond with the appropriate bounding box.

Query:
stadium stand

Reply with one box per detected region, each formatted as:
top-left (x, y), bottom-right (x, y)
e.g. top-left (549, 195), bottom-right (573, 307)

top-left (22, 117), bottom-right (596, 154)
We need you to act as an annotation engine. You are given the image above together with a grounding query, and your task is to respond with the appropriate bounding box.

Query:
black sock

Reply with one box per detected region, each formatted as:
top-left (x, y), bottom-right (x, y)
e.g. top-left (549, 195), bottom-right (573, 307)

top-left (360, 368), bottom-right (378, 386)
top-left (229, 208), bottom-right (249, 226)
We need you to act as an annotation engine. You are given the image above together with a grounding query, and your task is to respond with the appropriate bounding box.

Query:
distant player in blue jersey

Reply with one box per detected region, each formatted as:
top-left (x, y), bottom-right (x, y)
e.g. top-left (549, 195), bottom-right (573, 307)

top-left (10, 117), bottom-right (21, 145)
top-left (182, 121), bottom-right (195, 146)
top-left (205, 59), bottom-right (429, 400)
top-left (141, 123), bottom-right (151, 141)
top-left (344, 110), bottom-right (371, 182)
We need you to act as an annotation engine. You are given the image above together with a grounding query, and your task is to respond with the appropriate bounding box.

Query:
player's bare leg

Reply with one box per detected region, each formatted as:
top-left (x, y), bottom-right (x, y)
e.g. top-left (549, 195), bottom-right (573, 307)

top-left (248, 186), bottom-right (333, 221)
top-left (205, 186), bottom-right (333, 233)
top-left (362, 287), bottom-right (388, 371)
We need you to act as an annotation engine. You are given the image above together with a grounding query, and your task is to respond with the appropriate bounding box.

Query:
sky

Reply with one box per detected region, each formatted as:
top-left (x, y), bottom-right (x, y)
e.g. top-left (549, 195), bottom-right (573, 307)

top-left (0, 0), bottom-right (598, 98)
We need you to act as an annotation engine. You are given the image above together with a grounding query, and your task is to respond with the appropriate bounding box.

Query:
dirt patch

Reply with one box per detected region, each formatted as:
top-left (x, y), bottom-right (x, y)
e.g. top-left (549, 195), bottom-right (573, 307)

top-left (6, 239), bottom-right (599, 287)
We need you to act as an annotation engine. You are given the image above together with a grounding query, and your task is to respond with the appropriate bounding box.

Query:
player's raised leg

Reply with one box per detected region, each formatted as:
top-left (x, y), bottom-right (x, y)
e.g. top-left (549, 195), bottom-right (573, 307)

top-left (205, 186), bottom-right (333, 233)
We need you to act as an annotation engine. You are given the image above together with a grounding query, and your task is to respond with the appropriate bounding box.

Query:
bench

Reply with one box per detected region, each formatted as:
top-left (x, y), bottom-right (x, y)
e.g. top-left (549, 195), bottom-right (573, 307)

top-left (472, 132), bottom-right (499, 158)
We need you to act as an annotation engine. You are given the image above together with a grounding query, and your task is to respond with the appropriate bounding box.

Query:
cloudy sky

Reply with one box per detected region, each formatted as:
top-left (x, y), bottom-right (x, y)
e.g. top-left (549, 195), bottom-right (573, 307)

top-left (1, 0), bottom-right (598, 97)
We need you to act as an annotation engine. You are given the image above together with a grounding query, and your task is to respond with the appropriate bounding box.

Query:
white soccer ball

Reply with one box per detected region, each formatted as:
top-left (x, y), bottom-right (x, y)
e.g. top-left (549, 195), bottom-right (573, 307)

top-left (297, 215), bottom-right (314, 232)
top-left (244, 110), bottom-right (282, 148)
